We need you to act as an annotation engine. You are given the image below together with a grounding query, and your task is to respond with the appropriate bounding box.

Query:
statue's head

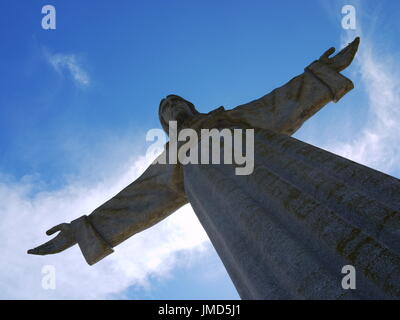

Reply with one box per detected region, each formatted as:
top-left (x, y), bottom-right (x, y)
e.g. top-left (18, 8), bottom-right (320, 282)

top-left (159, 94), bottom-right (199, 133)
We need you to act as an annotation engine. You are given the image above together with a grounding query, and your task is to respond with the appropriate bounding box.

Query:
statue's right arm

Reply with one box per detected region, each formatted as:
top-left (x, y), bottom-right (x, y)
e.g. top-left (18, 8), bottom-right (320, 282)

top-left (225, 37), bottom-right (359, 135)
top-left (28, 149), bottom-right (188, 265)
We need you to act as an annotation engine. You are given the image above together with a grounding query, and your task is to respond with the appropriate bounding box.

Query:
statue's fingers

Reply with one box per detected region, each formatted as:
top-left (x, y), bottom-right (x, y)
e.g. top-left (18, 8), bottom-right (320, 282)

top-left (27, 248), bottom-right (41, 255)
top-left (27, 240), bottom-right (56, 255)
top-left (320, 47), bottom-right (336, 61)
top-left (333, 37), bottom-right (360, 61)
top-left (46, 223), bottom-right (67, 236)
top-left (346, 36), bottom-right (360, 51)
top-left (328, 37), bottom-right (360, 72)
top-left (347, 37), bottom-right (360, 57)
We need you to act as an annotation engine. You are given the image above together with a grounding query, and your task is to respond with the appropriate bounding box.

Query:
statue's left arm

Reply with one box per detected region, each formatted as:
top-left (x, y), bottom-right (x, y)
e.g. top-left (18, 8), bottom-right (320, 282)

top-left (28, 147), bottom-right (188, 265)
top-left (77, 154), bottom-right (187, 265)
top-left (226, 37), bottom-right (360, 135)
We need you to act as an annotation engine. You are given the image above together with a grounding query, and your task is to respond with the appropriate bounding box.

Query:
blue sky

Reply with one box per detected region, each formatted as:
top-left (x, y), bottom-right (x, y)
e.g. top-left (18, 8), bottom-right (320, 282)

top-left (0, 0), bottom-right (399, 299)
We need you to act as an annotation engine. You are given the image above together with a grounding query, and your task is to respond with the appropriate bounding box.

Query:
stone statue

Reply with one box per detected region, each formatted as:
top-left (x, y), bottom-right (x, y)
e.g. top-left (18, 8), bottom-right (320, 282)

top-left (28, 37), bottom-right (400, 299)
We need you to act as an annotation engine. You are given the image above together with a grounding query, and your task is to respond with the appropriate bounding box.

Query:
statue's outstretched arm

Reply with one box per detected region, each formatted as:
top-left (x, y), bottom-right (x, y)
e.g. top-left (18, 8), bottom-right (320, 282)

top-left (226, 37), bottom-right (360, 135)
top-left (28, 149), bottom-right (187, 265)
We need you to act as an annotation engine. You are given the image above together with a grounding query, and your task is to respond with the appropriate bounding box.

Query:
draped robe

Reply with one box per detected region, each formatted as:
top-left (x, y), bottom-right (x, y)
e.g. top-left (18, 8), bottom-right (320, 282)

top-left (70, 60), bottom-right (400, 299)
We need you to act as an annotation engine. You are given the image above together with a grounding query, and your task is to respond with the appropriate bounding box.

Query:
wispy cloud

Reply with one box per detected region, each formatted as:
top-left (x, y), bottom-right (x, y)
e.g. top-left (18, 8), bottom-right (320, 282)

top-left (0, 147), bottom-right (209, 299)
top-left (325, 19), bottom-right (400, 176)
top-left (45, 51), bottom-right (90, 87)
top-left (311, 1), bottom-right (400, 177)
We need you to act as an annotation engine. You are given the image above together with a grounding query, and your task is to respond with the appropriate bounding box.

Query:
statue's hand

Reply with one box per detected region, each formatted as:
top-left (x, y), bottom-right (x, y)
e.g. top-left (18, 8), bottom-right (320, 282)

top-left (319, 37), bottom-right (360, 72)
top-left (27, 223), bottom-right (77, 255)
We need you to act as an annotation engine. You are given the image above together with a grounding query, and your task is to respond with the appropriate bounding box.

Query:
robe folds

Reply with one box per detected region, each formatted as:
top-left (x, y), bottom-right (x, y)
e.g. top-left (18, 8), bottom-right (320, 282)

top-left (70, 60), bottom-right (400, 299)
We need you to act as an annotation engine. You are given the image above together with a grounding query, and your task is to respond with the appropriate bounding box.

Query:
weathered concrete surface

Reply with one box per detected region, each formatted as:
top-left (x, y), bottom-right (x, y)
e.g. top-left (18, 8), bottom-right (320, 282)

top-left (185, 128), bottom-right (400, 299)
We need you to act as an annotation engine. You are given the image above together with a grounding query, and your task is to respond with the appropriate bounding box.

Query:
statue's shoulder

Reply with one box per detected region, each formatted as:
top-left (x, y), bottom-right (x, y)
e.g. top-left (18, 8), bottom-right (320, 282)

top-left (207, 106), bottom-right (226, 115)
top-left (183, 106), bottom-right (228, 130)
top-left (192, 106), bottom-right (226, 122)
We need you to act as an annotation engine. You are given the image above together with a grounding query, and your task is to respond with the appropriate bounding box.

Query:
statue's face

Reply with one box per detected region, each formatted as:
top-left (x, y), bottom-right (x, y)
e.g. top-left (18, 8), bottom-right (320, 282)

top-left (160, 95), bottom-right (197, 126)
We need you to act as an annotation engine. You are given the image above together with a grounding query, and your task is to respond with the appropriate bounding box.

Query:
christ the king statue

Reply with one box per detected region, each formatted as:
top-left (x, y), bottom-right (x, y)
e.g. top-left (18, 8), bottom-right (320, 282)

top-left (28, 37), bottom-right (400, 299)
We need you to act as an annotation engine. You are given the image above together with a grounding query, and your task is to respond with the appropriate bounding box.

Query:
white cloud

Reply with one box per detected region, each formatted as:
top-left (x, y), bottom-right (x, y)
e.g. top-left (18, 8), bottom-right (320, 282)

top-left (46, 51), bottom-right (90, 87)
top-left (314, 2), bottom-right (400, 177)
top-left (326, 31), bottom-right (400, 175)
top-left (0, 147), bottom-right (210, 299)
